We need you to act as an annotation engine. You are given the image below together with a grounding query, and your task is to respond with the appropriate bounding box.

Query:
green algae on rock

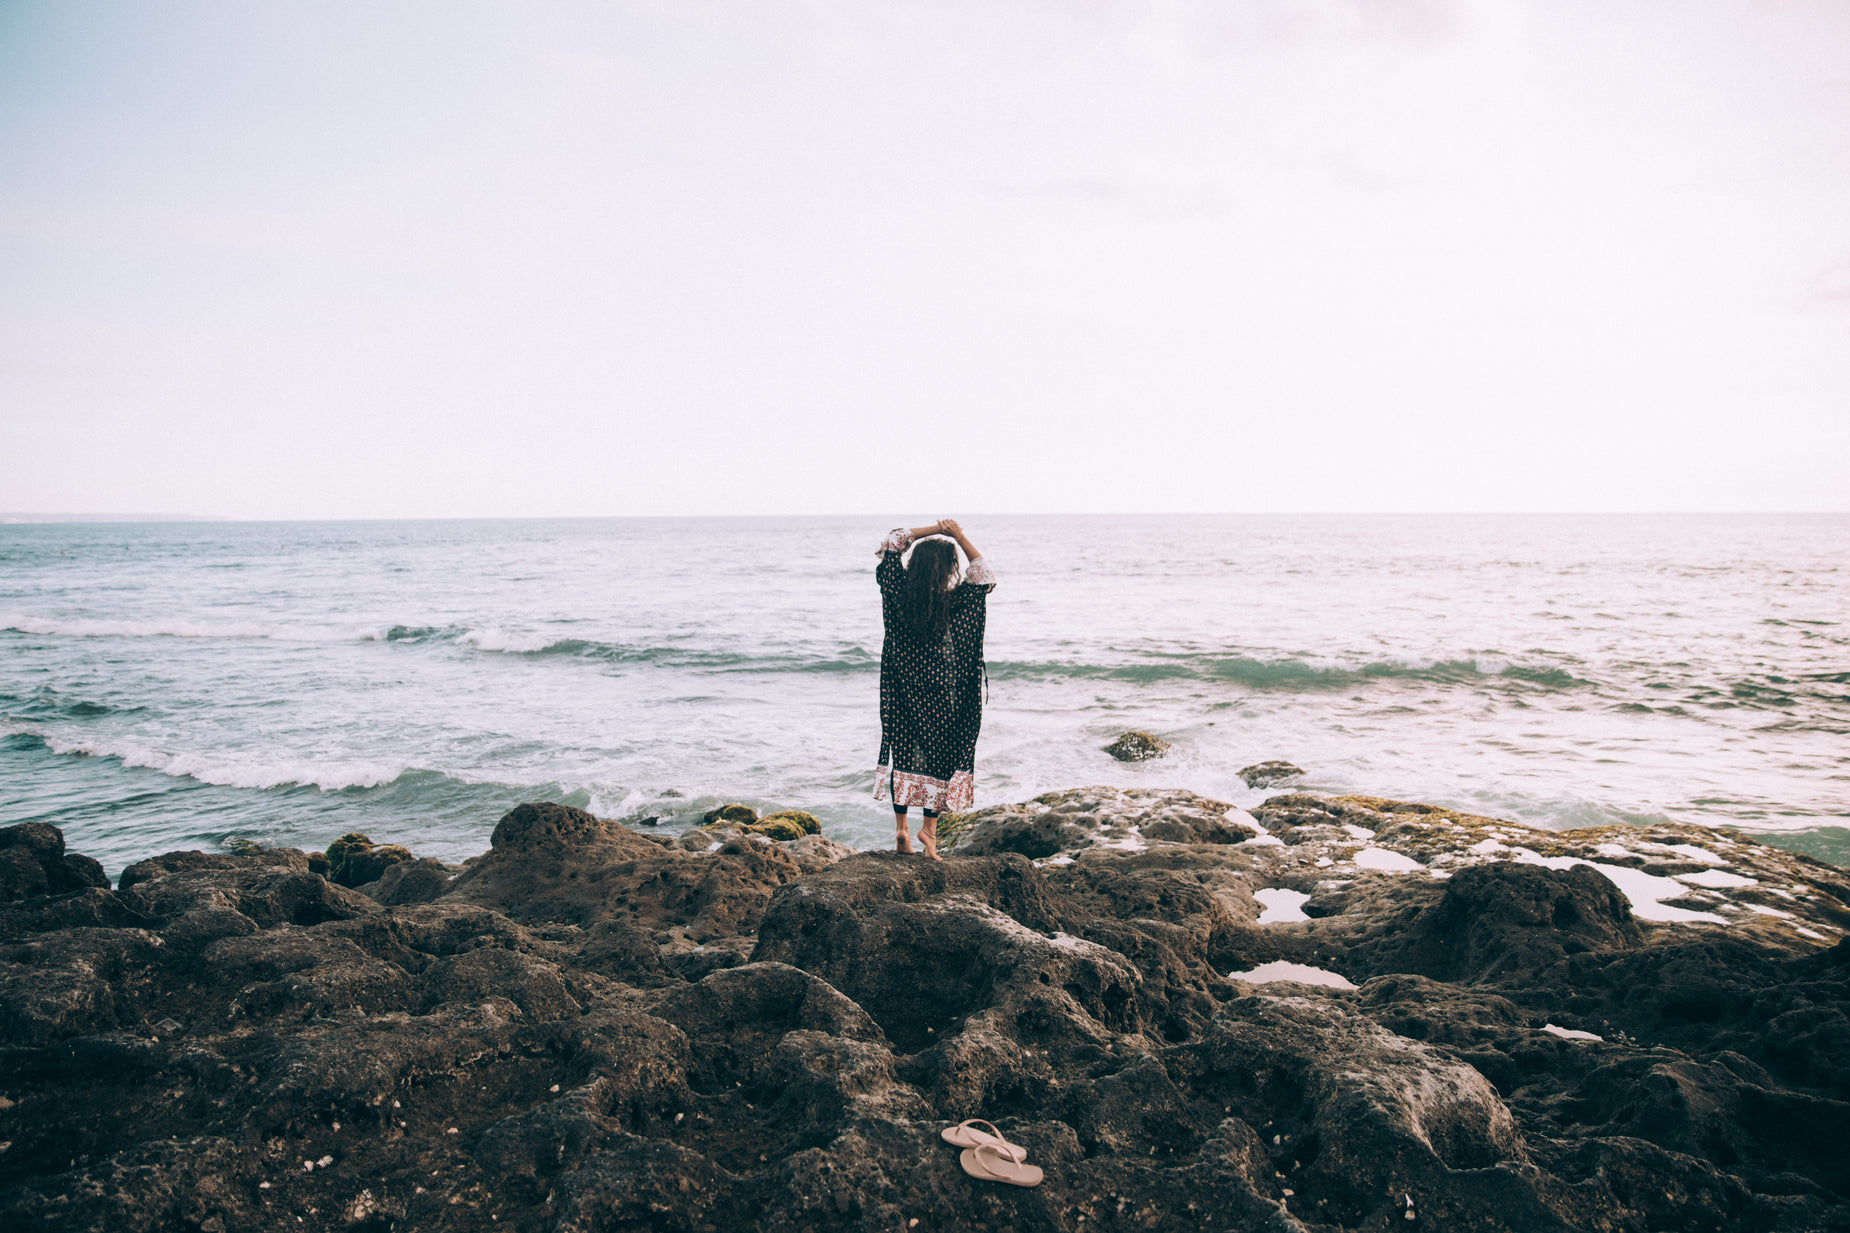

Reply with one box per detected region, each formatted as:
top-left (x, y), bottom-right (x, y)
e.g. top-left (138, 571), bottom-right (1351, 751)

top-left (745, 818), bottom-right (808, 842)
top-left (757, 810), bottom-right (822, 836)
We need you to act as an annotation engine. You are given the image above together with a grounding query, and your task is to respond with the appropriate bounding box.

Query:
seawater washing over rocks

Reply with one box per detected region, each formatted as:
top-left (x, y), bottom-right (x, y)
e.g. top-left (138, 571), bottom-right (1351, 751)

top-left (6, 515), bottom-right (1848, 873)
top-left (1, 788), bottom-right (1847, 1232)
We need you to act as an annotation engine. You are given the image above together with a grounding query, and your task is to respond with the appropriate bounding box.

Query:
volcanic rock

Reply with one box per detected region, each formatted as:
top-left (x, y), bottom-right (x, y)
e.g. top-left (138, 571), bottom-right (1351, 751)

top-left (0, 822), bottom-right (110, 901)
top-left (2, 794), bottom-right (1848, 1232)
top-left (943, 785), bottom-right (1254, 857)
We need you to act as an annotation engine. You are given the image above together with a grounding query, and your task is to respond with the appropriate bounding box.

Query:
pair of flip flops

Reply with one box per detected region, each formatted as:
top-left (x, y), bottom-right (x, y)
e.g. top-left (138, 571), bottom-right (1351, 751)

top-left (941, 1118), bottom-right (1043, 1188)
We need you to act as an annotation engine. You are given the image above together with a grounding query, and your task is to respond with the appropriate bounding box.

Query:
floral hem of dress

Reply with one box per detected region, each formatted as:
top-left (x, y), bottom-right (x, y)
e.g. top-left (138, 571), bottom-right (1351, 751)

top-left (873, 766), bottom-right (975, 812)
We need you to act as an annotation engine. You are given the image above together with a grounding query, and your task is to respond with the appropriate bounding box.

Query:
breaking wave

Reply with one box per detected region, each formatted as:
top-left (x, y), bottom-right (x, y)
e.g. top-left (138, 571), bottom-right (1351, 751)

top-left (9, 726), bottom-right (409, 792)
top-left (987, 654), bottom-right (1594, 691)
top-left (3, 614), bottom-right (382, 643)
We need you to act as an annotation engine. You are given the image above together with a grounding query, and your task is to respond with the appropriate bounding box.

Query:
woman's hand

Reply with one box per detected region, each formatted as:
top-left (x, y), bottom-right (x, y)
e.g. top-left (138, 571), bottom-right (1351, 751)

top-left (937, 518), bottom-right (979, 560)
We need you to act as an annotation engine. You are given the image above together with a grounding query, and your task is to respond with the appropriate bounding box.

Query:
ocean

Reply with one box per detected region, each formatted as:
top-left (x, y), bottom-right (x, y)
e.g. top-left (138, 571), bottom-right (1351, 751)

top-left (2, 514), bottom-right (1846, 878)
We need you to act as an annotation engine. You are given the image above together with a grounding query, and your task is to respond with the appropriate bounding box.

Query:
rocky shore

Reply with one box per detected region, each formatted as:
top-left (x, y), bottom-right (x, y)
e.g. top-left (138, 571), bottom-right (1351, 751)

top-left (2, 787), bottom-right (1847, 1232)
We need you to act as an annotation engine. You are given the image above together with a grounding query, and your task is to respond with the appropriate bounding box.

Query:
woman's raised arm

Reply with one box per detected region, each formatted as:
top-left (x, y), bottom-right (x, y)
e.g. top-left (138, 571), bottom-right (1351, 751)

top-left (938, 518), bottom-right (980, 561)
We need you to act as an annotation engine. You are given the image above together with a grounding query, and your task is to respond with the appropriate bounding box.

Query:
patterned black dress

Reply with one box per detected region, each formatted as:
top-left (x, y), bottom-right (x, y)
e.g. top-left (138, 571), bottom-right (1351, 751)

top-left (873, 528), bottom-right (998, 812)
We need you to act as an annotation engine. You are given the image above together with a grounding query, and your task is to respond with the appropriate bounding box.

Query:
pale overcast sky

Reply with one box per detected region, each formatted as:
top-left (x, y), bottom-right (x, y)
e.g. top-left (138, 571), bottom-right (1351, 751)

top-left (1, 0), bottom-right (1846, 519)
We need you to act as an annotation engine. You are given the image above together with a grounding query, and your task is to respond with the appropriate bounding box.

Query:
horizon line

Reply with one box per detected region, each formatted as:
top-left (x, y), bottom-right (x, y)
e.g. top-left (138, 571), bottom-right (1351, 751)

top-left (6, 510), bottom-right (1849, 526)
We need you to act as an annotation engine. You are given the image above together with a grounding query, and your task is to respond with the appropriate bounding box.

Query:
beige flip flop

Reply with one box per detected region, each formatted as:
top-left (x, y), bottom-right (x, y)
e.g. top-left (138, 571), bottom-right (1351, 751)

top-left (939, 1118), bottom-right (1025, 1163)
top-left (960, 1142), bottom-right (1043, 1188)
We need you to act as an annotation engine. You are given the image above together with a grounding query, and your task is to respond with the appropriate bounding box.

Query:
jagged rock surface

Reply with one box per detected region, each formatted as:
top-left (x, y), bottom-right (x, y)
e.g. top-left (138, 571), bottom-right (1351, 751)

top-left (1, 793), bottom-right (1847, 1233)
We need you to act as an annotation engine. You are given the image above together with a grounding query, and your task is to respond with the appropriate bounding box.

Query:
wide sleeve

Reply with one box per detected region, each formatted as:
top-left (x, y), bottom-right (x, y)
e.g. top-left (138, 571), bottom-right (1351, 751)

top-left (961, 555), bottom-right (997, 593)
top-left (876, 527), bottom-right (912, 596)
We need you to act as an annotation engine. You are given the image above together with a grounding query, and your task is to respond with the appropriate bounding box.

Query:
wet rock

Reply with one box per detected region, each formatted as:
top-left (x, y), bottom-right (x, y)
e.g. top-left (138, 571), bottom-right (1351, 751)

top-left (362, 855), bottom-right (455, 905)
top-left (946, 786), bottom-right (1249, 858)
top-left (782, 833), bottom-right (856, 872)
top-left (0, 822), bottom-right (112, 901)
top-left (0, 887), bottom-right (157, 939)
top-left (0, 925), bottom-right (167, 1043)
top-left (422, 946), bottom-right (582, 1020)
top-left (0, 1135), bottom-right (261, 1233)
top-left (1239, 759), bottom-right (1305, 788)
top-left (702, 802), bottom-right (758, 826)
top-left (120, 862), bottom-right (379, 928)
top-left (652, 961), bottom-right (887, 1088)
top-left (750, 853), bottom-right (1151, 1118)
top-left (448, 802), bottom-right (804, 941)
top-left (116, 844), bottom-right (314, 889)
top-left (1168, 994), bottom-right (1528, 1225)
top-left (1103, 730), bottom-right (1170, 762)
top-left (1346, 861), bottom-right (1645, 983)
top-left (3, 802), bottom-right (1848, 1233)
top-left (161, 905), bottom-right (260, 950)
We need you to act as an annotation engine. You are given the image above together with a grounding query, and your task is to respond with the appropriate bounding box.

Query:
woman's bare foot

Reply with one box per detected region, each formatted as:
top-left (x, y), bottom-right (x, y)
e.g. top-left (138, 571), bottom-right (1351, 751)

top-left (895, 826), bottom-right (914, 854)
top-left (919, 823), bottom-right (942, 862)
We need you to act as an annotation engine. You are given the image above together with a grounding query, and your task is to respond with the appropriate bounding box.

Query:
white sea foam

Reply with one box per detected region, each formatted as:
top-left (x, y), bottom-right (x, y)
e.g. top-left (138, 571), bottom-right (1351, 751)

top-left (1543, 1024), bottom-right (1603, 1042)
top-left (1222, 807), bottom-right (1262, 833)
top-left (3, 613), bottom-right (380, 643)
top-left (1676, 869), bottom-right (1756, 889)
top-left (1665, 844), bottom-right (1725, 865)
top-left (458, 627), bottom-right (560, 654)
top-left (1355, 848), bottom-right (1425, 873)
top-left (37, 732), bottom-right (405, 792)
top-left (1746, 904), bottom-right (1794, 919)
top-left (1254, 888), bottom-right (1311, 924)
top-left (1229, 961), bottom-right (1357, 990)
top-left (593, 788), bottom-right (645, 818)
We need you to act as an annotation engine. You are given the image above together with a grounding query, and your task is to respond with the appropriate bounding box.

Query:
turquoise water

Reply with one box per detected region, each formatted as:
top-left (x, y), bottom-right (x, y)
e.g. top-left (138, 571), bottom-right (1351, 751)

top-left (2, 514), bottom-right (1846, 875)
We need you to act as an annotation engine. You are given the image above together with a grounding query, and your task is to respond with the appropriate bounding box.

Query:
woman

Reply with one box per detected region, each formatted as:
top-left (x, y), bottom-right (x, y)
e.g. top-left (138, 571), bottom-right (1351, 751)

top-left (874, 517), bottom-right (997, 860)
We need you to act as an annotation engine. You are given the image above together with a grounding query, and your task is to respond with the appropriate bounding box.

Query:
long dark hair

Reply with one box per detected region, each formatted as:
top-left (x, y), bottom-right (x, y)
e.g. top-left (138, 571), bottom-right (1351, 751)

top-left (903, 537), bottom-right (962, 637)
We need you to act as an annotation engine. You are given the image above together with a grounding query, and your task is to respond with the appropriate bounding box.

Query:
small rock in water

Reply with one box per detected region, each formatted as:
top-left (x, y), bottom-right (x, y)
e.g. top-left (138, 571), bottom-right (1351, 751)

top-left (1104, 731), bottom-right (1170, 762)
top-left (1239, 760), bottom-right (1304, 788)
top-left (702, 803), bottom-right (758, 826)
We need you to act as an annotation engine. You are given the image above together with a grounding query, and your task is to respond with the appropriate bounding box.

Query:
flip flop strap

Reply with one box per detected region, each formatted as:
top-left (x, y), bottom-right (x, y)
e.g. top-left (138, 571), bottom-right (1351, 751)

top-left (974, 1142), bottom-right (1016, 1171)
top-left (963, 1124), bottom-right (1025, 1163)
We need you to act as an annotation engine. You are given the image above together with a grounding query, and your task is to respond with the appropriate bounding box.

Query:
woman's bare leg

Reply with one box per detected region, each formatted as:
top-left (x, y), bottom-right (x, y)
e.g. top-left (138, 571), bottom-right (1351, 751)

top-left (918, 812), bottom-right (942, 862)
top-left (893, 807), bottom-right (913, 854)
